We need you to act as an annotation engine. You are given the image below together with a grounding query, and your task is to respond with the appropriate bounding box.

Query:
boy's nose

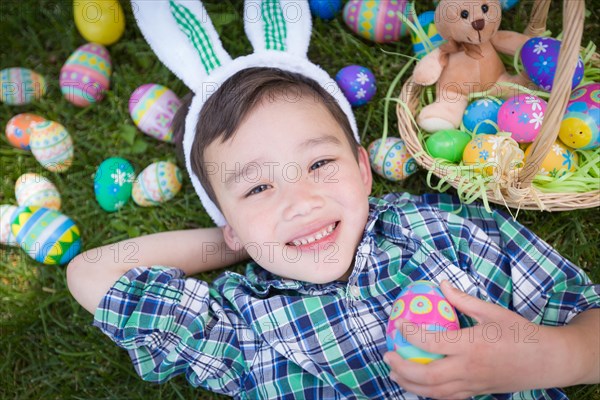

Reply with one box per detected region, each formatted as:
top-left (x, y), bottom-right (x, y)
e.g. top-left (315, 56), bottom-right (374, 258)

top-left (282, 180), bottom-right (324, 220)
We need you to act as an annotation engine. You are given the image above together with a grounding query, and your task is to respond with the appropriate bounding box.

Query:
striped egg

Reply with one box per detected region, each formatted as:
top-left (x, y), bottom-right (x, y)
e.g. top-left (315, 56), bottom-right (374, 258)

top-left (1, 204), bottom-right (20, 246)
top-left (0, 67), bottom-right (46, 105)
top-left (129, 84), bottom-right (182, 142)
top-left (29, 120), bottom-right (74, 173)
top-left (5, 113), bottom-right (46, 150)
top-left (387, 281), bottom-right (460, 364)
top-left (343, 0), bottom-right (411, 43)
top-left (132, 161), bottom-right (182, 206)
top-left (368, 137), bottom-right (417, 181)
top-left (411, 11), bottom-right (444, 59)
top-left (11, 206), bottom-right (81, 265)
top-left (15, 173), bottom-right (61, 210)
top-left (60, 43), bottom-right (112, 107)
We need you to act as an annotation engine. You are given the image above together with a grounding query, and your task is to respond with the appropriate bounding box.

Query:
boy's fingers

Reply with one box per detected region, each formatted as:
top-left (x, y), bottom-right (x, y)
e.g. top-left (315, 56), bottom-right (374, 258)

top-left (394, 318), bottom-right (463, 355)
top-left (440, 280), bottom-right (508, 324)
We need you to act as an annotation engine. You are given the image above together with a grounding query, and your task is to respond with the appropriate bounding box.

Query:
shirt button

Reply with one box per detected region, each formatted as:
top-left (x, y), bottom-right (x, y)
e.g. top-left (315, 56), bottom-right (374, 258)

top-left (350, 285), bottom-right (361, 297)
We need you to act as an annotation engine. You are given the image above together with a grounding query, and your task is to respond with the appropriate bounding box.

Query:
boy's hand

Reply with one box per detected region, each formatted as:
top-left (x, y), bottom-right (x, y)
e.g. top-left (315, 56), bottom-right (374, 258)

top-left (383, 281), bottom-right (598, 399)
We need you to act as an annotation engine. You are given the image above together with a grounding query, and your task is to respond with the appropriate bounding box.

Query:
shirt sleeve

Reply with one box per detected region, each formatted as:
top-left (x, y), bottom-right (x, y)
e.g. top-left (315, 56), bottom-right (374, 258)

top-left (93, 266), bottom-right (251, 396)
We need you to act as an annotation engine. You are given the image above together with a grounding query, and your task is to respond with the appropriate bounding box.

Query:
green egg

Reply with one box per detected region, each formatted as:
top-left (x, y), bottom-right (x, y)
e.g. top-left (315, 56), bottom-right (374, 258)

top-left (94, 157), bottom-right (135, 212)
top-left (425, 129), bottom-right (473, 163)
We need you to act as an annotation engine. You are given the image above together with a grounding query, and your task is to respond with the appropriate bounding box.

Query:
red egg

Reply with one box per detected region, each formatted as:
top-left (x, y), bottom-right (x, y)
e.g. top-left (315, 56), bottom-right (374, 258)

top-left (5, 113), bottom-right (46, 150)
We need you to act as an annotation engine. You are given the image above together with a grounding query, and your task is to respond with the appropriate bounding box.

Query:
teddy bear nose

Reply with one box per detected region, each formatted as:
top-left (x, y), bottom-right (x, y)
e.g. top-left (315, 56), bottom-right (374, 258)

top-left (471, 19), bottom-right (485, 31)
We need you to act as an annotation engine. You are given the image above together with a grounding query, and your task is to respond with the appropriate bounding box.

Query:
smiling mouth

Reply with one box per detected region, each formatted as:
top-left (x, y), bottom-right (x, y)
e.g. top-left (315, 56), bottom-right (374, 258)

top-left (287, 222), bottom-right (339, 246)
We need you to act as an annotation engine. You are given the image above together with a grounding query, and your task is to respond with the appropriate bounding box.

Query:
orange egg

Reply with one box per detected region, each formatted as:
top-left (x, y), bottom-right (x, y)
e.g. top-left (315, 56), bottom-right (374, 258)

top-left (5, 113), bottom-right (45, 150)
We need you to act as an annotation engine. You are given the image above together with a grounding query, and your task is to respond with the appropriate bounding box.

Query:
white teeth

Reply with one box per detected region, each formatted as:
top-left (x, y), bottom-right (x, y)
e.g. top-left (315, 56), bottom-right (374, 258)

top-left (289, 222), bottom-right (337, 246)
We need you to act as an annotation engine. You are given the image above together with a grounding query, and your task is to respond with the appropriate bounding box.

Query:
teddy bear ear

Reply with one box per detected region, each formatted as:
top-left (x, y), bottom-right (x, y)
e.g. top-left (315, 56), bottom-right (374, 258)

top-left (244, 0), bottom-right (312, 58)
top-left (132, 0), bottom-right (232, 92)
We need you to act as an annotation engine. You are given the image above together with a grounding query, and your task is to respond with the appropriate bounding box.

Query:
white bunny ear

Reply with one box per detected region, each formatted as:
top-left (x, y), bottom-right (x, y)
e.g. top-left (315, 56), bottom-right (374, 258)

top-left (244, 0), bottom-right (312, 58)
top-left (132, 0), bottom-right (232, 92)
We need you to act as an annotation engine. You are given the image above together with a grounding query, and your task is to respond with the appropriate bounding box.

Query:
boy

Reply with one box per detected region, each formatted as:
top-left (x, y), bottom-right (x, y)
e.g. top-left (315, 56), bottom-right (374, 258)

top-left (68, 67), bottom-right (600, 399)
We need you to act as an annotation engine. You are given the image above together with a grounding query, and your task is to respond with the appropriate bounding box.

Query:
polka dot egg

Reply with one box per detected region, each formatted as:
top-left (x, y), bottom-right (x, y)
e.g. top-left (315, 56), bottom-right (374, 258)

top-left (387, 281), bottom-right (459, 364)
top-left (497, 94), bottom-right (547, 143)
top-left (521, 37), bottom-right (584, 92)
top-left (11, 206), bottom-right (81, 265)
top-left (0, 67), bottom-right (46, 105)
top-left (368, 137), bottom-right (417, 181)
top-left (463, 98), bottom-right (504, 135)
top-left (411, 11), bottom-right (444, 60)
top-left (524, 140), bottom-right (578, 178)
top-left (343, 0), bottom-right (411, 43)
top-left (129, 84), bottom-right (182, 142)
top-left (94, 157), bottom-right (136, 212)
top-left (558, 83), bottom-right (600, 150)
top-left (132, 161), bottom-right (182, 206)
top-left (60, 43), bottom-right (112, 107)
top-left (29, 120), bottom-right (74, 173)
top-left (335, 65), bottom-right (376, 107)
top-left (0, 204), bottom-right (20, 246)
top-left (15, 173), bottom-right (61, 210)
top-left (5, 113), bottom-right (46, 150)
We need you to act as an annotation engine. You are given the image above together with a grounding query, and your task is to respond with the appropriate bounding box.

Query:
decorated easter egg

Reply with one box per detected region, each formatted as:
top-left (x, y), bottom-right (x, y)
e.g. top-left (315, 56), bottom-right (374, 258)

top-left (0, 204), bottom-right (20, 246)
top-left (29, 121), bottom-right (74, 173)
top-left (463, 98), bottom-right (504, 135)
top-left (343, 0), bottom-right (411, 43)
top-left (497, 94), bottom-right (547, 143)
top-left (462, 134), bottom-right (523, 175)
top-left (558, 83), bottom-right (600, 150)
top-left (368, 137), bottom-right (417, 181)
top-left (521, 37), bottom-right (584, 91)
top-left (309, 0), bottom-right (342, 20)
top-left (524, 140), bottom-right (578, 178)
top-left (335, 65), bottom-right (376, 107)
top-left (132, 161), bottom-right (182, 206)
top-left (0, 67), bottom-right (46, 105)
top-left (11, 206), bottom-right (81, 265)
top-left (411, 11), bottom-right (444, 60)
top-left (425, 129), bottom-right (472, 163)
top-left (94, 157), bottom-right (135, 212)
top-left (60, 43), bottom-right (112, 107)
top-left (129, 84), bottom-right (182, 142)
top-left (15, 173), bottom-right (61, 210)
top-left (387, 281), bottom-right (459, 364)
top-left (5, 113), bottom-right (46, 150)
top-left (74, 0), bottom-right (125, 45)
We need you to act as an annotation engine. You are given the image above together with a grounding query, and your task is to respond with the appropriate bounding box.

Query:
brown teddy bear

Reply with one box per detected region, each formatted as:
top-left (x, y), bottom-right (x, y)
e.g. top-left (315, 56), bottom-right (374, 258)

top-left (414, 0), bottom-right (532, 132)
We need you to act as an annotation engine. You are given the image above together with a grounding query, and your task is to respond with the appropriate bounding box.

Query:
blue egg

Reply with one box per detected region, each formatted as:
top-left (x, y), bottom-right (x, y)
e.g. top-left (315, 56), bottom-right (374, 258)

top-left (309, 0), bottom-right (342, 20)
top-left (335, 65), bottom-right (376, 107)
top-left (462, 98), bottom-right (504, 134)
top-left (500, 0), bottom-right (519, 10)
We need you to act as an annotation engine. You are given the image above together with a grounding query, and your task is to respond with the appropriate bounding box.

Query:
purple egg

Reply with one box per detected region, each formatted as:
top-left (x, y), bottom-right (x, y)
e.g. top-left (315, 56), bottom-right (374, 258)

top-left (521, 37), bottom-right (584, 91)
top-left (335, 65), bottom-right (376, 107)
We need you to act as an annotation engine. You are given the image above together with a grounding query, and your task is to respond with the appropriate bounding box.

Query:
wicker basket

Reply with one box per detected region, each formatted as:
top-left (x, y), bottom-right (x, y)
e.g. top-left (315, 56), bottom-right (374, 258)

top-left (396, 0), bottom-right (600, 211)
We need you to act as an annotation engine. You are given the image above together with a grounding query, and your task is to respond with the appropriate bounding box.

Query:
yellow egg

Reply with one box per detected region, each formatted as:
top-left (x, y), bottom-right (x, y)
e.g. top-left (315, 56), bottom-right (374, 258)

top-left (74, 0), bottom-right (125, 46)
top-left (524, 140), bottom-right (578, 178)
top-left (462, 135), bottom-right (502, 176)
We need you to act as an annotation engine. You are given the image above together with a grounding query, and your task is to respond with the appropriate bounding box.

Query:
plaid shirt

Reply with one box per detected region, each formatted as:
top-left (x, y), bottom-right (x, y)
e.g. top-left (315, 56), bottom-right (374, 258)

top-left (94, 193), bottom-right (600, 399)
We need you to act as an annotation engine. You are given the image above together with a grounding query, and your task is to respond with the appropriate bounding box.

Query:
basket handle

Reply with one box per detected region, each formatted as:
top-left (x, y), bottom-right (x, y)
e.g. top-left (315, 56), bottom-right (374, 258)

top-left (524, 0), bottom-right (550, 37)
top-left (517, 0), bottom-right (585, 188)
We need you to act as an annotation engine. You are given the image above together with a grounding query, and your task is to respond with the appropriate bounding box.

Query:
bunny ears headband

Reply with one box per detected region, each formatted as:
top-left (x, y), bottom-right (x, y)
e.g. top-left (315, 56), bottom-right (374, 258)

top-left (132, 0), bottom-right (359, 226)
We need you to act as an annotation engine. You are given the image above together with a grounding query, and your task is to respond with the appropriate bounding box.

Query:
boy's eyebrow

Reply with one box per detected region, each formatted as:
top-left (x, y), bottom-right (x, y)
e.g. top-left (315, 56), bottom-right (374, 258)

top-left (299, 134), bottom-right (343, 149)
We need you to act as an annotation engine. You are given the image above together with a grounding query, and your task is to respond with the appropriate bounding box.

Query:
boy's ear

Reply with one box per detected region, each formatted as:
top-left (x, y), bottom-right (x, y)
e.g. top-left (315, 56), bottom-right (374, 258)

top-left (357, 146), bottom-right (373, 194)
top-left (222, 224), bottom-right (243, 251)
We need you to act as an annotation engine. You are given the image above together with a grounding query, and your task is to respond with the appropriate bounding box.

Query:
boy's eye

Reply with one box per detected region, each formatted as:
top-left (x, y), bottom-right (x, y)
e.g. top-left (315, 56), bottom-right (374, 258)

top-left (310, 159), bottom-right (332, 171)
top-left (246, 184), bottom-right (271, 197)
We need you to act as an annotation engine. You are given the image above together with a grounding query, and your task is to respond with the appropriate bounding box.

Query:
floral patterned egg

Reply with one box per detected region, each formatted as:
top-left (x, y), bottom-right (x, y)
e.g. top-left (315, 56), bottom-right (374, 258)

top-left (462, 134), bottom-right (525, 176)
top-left (132, 161), bottom-right (182, 206)
top-left (0, 67), bottom-right (46, 105)
top-left (343, 0), bottom-right (411, 43)
top-left (497, 94), bottom-right (547, 143)
top-left (521, 37), bottom-right (584, 91)
top-left (368, 137), bottom-right (417, 181)
top-left (335, 65), bottom-right (376, 107)
top-left (15, 173), bottom-right (61, 210)
top-left (29, 120), bottom-right (74, 173)
top-left (387, 281), bottom-right (460, 364)
top-left (5, 113), bottom-right (46, 150)
top-left (94, 157), bottom-right (135, 212)
top-left (524, 140), bottom-right (578, 178)
top-left (11, 206), bottom-right (81, 265)
top-left (60, 43), bottom-right (112, 107)
top-left (0, 204), bottom-right (20, 246)
top-left (129, 84), bottom-right (182, 142)
top-left (558, 83), bottom-right (600, 150)
top-left (411, 11), bottom-right (444, 60)
top-left (463, 98), bottom-right (504, 135)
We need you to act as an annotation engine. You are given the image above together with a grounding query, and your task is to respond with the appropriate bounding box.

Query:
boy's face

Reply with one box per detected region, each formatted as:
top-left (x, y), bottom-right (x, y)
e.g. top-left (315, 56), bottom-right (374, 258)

top-left (205, 95), bottom-right (373, 283)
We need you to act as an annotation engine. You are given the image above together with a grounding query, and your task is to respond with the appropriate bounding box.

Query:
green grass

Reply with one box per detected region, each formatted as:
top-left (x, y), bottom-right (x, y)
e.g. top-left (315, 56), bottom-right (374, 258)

top-left (1, 0), bottom-right (599, 399)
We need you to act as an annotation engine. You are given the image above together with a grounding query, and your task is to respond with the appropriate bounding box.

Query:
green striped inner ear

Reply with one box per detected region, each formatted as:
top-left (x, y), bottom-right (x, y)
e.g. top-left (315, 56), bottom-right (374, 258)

top-left (169, 0), bottom-right (221, 74)
top-left (262, 0), bottom-right (287, 51)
